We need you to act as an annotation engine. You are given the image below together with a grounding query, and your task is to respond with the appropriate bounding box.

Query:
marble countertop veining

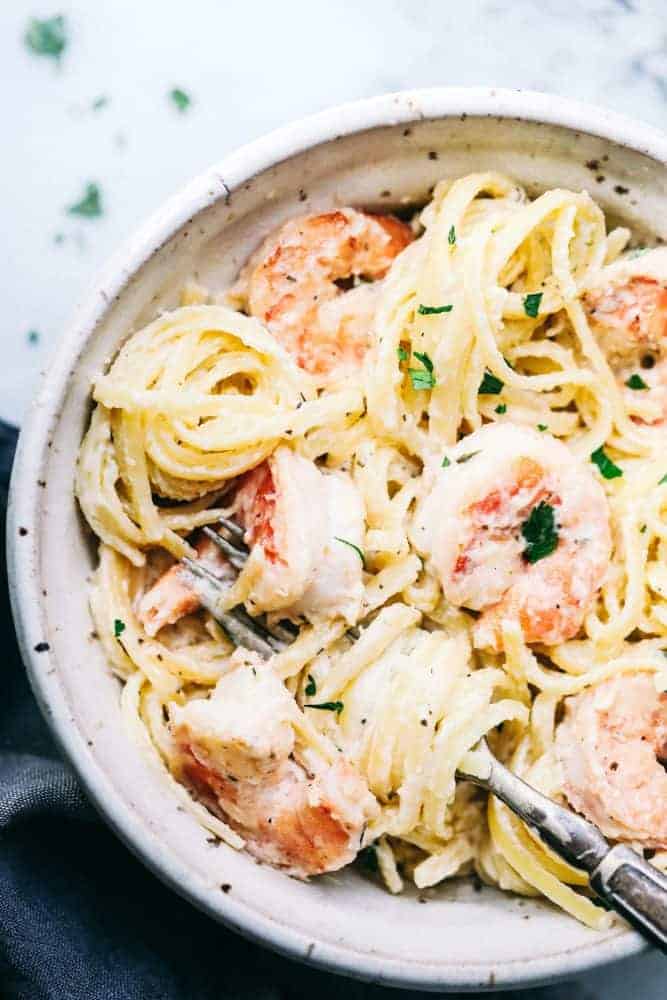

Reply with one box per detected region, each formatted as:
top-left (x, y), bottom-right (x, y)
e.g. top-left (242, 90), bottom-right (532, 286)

top-left (2, 0), bottom-right (666, 996)
top-left (4, 0), bottom-right (667, 424)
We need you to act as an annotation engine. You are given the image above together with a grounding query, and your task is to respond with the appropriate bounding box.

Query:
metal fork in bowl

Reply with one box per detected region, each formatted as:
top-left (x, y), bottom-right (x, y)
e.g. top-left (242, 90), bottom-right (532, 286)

top-left (180, 520), bottom-right (294, 656)
top-left (180, 522), bottom-right (667, 949)
top-left (458, 740), bottom-right (667, 951)
top-left (181, 519), bottom-right (361, 653)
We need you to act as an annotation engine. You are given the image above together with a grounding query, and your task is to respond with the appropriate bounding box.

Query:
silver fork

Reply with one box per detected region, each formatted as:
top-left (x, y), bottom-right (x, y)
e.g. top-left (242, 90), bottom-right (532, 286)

top-left (180, 520), bottom-right (295, 656)
top-left (458, 740), bottom-right (667, 951)
top-left (181, 519), bottom-right (360, 654)
top-left (182, 523), bottom-right (667, 949)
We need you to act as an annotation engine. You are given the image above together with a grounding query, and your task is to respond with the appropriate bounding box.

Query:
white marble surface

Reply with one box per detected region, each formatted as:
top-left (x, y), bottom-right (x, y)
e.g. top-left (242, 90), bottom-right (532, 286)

top-left (2, 0), bottom-right (666, 995)
top-left (5, 0), bottom-right (667, 426)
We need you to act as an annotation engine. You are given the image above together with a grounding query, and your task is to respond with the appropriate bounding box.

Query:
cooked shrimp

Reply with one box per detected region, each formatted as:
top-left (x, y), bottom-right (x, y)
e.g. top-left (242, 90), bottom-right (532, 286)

top-left (584, 247), bottom-right (667, 422)
top-left (237, 448), bottom-right (365, 621)
top-left (235, 208), bottom-right (413, 382)
top-left (136, 447), bottom-right (365, 634)
top-left (556, 673), bottom-right (667, 848)
top-left (137, 534), bottom-right (236, 637)
top-left (171, 666), bottom-right (378, 876)
top-left (413, 424), bottom-right (611, 651)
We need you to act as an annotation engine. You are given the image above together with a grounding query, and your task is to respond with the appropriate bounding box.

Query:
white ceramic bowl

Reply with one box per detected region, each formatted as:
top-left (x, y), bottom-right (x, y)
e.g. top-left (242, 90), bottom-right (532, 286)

top-left (9, 88), bottom-right (667, 992)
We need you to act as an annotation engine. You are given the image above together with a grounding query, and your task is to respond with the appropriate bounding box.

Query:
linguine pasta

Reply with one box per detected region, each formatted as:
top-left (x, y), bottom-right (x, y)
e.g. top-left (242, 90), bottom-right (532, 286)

top-left (76, 172), bottom-right (667, 930)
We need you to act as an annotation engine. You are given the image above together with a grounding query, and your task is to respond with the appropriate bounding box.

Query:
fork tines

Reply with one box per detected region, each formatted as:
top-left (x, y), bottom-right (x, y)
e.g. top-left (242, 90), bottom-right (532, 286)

top-left (202, 526), bottom-right (248, 570)
top-left (188, 520), bottom-right (356, 658)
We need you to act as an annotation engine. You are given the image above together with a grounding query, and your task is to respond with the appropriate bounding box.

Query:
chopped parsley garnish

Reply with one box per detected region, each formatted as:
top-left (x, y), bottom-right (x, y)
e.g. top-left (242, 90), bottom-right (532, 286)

top-left (305, 701), bottom-right (344, 716)
top-left (334, 536), bottom-right (365, 566)
top-left (659, 474), bottom-right (667, 485)
top-left (25, 15), bottom-right (66, 61)
top-left (640, 524), bottom-right (647, 534)
top-left (591, 446), bottom-right (623, 480)
top-left (67, 183), bottom-right (102, 218)
top-left (478, 370), bottom-right (504, 395)
top-left (169, 88), bottom-right (191, 112)
top-left (448, 225), bottom-right (456, 246)
top-left (397, 344), bottom-right (409, 362)
top-left (417, 303), bottom-right (453, 315)
top-left (537, 423), bottom-right (548, 432)
top-left (523, 292), bottom-right (543, 318)
top-left (456, 450), bottom-right (480, 464)
top-left (495, 403), bottom-right (507, 414)
top-left (113, 618), bottom-right (126, 638)
top-left (414, 350), bottom-right (433, 369)
top-left (27, 330), bottom-right (40, 345)
top-left (521, 501), bottom-right (559, 564)
top-left (305, 674), bottom-right (317, 696)
top-left (441, 456), bottom-right (451, 468)
top-left (408, 351), bottom-right (436, 390)
top-left (625, 373), bottom-right (649, 390)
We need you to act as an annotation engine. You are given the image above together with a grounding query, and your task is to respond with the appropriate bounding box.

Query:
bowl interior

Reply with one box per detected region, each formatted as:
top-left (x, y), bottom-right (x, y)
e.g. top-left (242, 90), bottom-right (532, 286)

top-left (14, 99), bottom-right (666, 991)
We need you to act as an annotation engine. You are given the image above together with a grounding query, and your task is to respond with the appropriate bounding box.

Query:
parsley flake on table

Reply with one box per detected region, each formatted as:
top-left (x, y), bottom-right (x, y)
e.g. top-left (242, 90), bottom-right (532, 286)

top-left (625, 373), bottom-right (649, 390)
top-left (448, 225), bottom-right (456, 246)
top-left (521, 501), bottom-right (559, 564)
top-left (169, 88), bottom-right (192, 112)
top-left (305, 674), bottom-right (317, 696)
top-left (591, 446), bottom-right (623, 480)
top-left (408, 351), bottom-right (436, 390)
top-left (523, 292), bottom-right (543, 318)
top-left (305, 701), bottom-right (344, 716)
top-left (25, 15), bottom-right (66, 61)
top-left (67, 183), bottom-right (103, 218)
top-left (417, 303), bottom-right (453, 315)
top-left (91, 95), bottom-right (109, 112)
top-left (334, 536), bottom-right (365, 566)
top-left (478, 370), bottom-right (504, 395)
top-left (113, 618), bottom-right (126, 638)
top-left (27, 330), bottom-right (40, 345)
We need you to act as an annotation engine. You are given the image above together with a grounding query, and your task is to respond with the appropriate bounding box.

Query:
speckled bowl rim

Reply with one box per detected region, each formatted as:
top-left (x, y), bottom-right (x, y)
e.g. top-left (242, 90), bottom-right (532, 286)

top-left (8, 88), bottom-right (667, 991)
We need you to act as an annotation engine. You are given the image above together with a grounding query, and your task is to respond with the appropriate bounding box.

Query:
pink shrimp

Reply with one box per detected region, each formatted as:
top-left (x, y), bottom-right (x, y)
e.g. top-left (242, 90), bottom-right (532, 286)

top-left (584, 247), bottom-right (667, 423)
top-left (170, 667), bottom-right (378, 876)
top-left (234, 461), bottom-right (282, 566)
top-left (235, 208), bottom-right (413, 382)
top-left (414, 424), bottom-right (611, 652)
top-left (556, 673), bottom-right (667, 848)
top-left (136, 447), bottom-right (365, 635)
top-left (136, 534), bottom-right (235, 637)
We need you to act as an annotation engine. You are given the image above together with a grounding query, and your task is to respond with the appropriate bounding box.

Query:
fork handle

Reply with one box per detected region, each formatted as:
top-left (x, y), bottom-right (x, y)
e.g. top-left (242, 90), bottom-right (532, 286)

top-left (590, 845), bottom-right (667, 952)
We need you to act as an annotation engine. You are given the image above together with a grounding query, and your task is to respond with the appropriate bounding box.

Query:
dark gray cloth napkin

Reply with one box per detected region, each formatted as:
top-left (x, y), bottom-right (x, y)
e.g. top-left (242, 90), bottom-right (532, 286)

top-left (0, 420), bottom-right (610, 999)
